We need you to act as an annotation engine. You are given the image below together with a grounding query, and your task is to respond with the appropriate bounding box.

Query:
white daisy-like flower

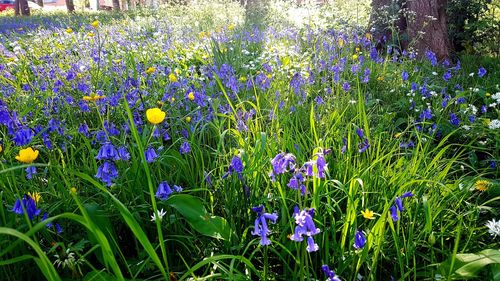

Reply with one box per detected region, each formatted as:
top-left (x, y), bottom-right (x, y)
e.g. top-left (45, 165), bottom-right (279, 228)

top-left (151, 209), bottom-right (167, 222)
top-left (486, 219), bottom-right (500, 237)
top-left (489, 119), bottom-right (500, 129)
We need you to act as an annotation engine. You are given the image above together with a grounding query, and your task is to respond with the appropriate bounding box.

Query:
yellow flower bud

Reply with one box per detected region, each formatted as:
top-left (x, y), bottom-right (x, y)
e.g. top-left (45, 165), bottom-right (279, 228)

top-left (188, 92), bottom-right (195, 101)
top-left (91, 20), bottom-right (99, 28)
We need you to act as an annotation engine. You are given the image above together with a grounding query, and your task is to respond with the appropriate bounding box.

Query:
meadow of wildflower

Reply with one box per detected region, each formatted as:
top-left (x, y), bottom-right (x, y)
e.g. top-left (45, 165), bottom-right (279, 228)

top-left (0, 1), bottom-right (499, 280)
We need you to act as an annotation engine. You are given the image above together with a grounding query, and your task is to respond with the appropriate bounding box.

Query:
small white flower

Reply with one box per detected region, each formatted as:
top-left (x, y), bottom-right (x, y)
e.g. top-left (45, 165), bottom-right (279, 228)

top-left (489, 119), bottom-right (500, 129)
top-left (469, 72), bottom-right (475, 77)
top-left (151, 209), bottom-right (166, 222)
top-left (486, 219), bottom-right (500, 238)
top-left (492, 92), bottom-right (500, 102)
top-left (432, 71), bottom-right (438, 76)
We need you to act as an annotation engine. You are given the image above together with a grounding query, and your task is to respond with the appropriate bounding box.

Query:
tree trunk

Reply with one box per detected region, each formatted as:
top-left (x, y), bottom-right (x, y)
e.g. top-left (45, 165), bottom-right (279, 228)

top-left (14, 0), bottom-right (20, 15)
top-left (370, 0), bottom-right (450, 60)
top-left (112, 0), bottom-right (120, 10)
top-left (37, 0), bottom-right (43, 7)
top-left (19, 0), bottom-right (30, 15)
top-left (65, 0), bottom-right (75, 12)
top-left (406, 0), bottom-right (451, 59)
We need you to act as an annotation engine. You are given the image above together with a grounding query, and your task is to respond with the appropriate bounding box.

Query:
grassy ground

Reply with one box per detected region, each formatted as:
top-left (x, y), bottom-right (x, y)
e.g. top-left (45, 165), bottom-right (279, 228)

top-left (0, 1), bottom-right (499, 280)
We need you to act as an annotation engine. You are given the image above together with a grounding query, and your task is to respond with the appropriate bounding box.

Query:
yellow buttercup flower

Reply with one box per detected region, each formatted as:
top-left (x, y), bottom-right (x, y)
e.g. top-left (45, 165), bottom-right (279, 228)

top-left (352, 54), bottom-right (358, 60)
top-left (394, 132), bottom-right (402, 138)
top-left (377, 76), bottom-right (385, 81)
top-left (228, 24), bottom-right (235, 31)
top-left (0, 144), bottom-right (3, 153)
top-left (186, 116), bottom-right (191, 123)
top-left (169, 73), bottom-right (178, 83)
top-left (70, 187), bottom-right (77, 194)
top-left (15, 147), bottom-right (39, 164)
top-left (66, 28), bottom-right (73, 33)
top-left (475, 180), bottom-right (490, 191)
top-left (87, 32), bottom-right (94, 37)
top-left (28, 192), bottom-right (41, 205)
top-left (146, 67), bottom-right (156, 74)
top-left (91, 20), bottom-right (99, 28)
top-left (365, 33), bottom-right (372, 40)
top-left (188, 92), bottom-right (195, 101)
top-left (361, 209), bottom-right (375, 220)
top-left (146, 108), bottom-right (166, 125)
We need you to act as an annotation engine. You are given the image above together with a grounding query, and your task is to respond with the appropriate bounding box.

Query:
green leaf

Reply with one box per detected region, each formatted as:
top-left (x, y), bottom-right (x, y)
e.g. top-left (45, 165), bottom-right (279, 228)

top-left (440, 249), bottom-right (500, 279)
top-left (166, 194), bottom-right (234, 241)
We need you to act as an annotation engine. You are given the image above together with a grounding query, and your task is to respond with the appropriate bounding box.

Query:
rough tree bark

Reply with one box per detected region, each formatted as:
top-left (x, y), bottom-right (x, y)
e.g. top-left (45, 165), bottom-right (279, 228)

top-left (15, 0), bottom-right (30, 15)
top-left (65, 0), bottom-right (75, 12)
top-left (14, 0), bottom-right (20, 15)
top-left (112, 0), bottom-right (120, 10)
top-left (406, 0), bottom-right (450, 59)
top-left (370, 0), bottom-right (451, 60)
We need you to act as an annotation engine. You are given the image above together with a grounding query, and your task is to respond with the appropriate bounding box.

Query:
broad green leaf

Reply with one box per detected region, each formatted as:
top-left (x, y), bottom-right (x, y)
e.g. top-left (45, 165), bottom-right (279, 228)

top-left (440, 249), bottom-right (500, 279)
top-left (167, 194), bottom-right (234, 241)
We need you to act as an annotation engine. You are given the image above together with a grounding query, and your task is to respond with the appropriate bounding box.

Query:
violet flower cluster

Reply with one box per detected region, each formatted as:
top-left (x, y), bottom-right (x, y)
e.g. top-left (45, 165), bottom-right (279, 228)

top-left (290, 206), bottom-right (321, 252)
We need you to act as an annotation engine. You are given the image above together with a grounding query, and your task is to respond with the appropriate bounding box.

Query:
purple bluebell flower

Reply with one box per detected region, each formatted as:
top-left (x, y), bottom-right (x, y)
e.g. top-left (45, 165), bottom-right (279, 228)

top-left (402, 70), bottom-right (409, 82)
top-left (342, 82), bottom-right (350, 92)
top-left (173, 185), bottom-right (183, 192)
top-left (449, 113), bottom-right (460, 127)
top-left (117, 146), bottom-right (130, 161)
top-left (341, 137), bottom-right (347, 154)
top-left (355, 127), bottom-right (370, 153)
top-left (322, 265), bottom-right (341, 281)
top-left (180, 141), bottom-right (191, 155)
top-left (269, 152), bottom-right (296, 179)
top-left (55, 223), bottom-right (63, 234)
top-left (425, 51), bottom-right (437, 66)
top-left (251, 205), bottom-right (278, 246)
top-left (78, 123), bottom-right (90, 137)
top-left (11, 195), bottom-right (41, 220)
top-left (26, 166), bottom-right (37, 179)
top-left (353, 229), bottom-right (366, 249)
top-left (42, 213), bottom-right (53, 228)
top-left (155, 181), bottom-right (173, 200)
top-left (223, 155), bottom-right (244, 179)
top-left (145, 146), bottom-right (158, 162)
top-left (478, 67), bottom-right (486, 78)
top-left (306, 236), bottom-right (319, 252)
top-left (95, 161), bottom-right (119, 186)
top-left (443, 70), bottom-right (452, 82)
top-left (290, 207), bottom-right (321, 252)
top-left (390, 205), bottom-right (399, 222)
top-left (391, 192), bottom-right (413, 221)
top-left (288, 172), bottom-right (306, 195)
top-left (13, 127), bottom-right (34, 146)
top-left (419, 108), bottom-right (433, 121)
top-left (96, 142), bottom-right (119, 161)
